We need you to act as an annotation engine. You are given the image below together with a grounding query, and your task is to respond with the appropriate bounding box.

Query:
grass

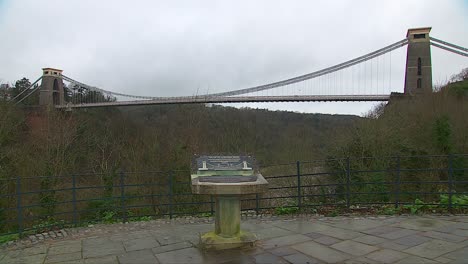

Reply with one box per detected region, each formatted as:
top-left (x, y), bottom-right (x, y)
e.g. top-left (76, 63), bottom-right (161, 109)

top-left (0, 234), bottom-right (19, 244)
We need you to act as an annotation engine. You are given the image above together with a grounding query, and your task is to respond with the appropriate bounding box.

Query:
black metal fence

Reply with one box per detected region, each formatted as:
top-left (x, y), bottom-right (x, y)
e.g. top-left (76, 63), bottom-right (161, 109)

top-left (0, 154), bottom-right (467, 237)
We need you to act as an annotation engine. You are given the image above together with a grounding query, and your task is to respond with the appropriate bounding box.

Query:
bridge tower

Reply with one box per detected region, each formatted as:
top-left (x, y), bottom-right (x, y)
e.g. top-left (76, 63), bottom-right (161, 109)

top-left (404, 27), bottom-right (433, 95)
top-left (39, 68), bottom-right (65, 106)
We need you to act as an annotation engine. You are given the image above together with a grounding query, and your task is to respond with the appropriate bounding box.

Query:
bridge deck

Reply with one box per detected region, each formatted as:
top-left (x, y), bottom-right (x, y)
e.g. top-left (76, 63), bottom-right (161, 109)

top-left (56, 95), bottom-right (392, 109)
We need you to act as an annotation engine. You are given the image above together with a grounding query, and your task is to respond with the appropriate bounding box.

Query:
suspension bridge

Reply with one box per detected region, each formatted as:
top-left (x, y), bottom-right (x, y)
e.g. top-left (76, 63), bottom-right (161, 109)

top-left (12, 27), bottom-right (468, 109)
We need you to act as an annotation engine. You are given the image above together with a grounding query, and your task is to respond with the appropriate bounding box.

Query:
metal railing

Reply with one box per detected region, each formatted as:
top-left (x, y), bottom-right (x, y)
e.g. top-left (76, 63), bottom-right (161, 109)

top-left (0, 154), bottom-right (467, 237)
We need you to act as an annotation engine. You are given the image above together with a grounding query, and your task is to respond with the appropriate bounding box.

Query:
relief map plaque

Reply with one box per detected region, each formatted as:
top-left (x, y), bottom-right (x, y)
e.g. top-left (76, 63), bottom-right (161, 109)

top-left (194, 155), bottom-right (257, 183)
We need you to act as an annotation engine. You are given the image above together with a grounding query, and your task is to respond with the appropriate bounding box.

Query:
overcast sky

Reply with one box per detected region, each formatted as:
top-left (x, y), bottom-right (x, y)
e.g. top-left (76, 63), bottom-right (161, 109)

top-left (1, 0), bottom-right (467, 115)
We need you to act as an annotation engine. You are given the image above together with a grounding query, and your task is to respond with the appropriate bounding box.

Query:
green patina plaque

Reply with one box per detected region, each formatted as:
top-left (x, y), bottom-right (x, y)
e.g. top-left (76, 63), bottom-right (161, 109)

top-left (192, 155), bottom-right (255, 178)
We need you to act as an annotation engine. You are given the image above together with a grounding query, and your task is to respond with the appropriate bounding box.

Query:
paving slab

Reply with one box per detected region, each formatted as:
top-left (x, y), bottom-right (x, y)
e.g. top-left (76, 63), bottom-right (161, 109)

top-left (48, 240), bottom-right (82, 248)
top-left (394, 256), bottom-right (439, 264)
top-left (292, 240), bottom-right (352, 263)
top-left (267, 246), bottom-right (299, 256)
top-left (260, 234), bottom-right (311, 249)
top-left (215, 254), bottom-right (255, 264)
top-left (450, 229), bottom-right (468, 237)
top-left (123, 236), bottom-right (160, 251)
top-left (395, 218), bottom-right (454, 231)
top-left (272, 221), bottom-right (329, 234)
top-left (151, 241), bottom-right (193, 254)
top-left (434, 256), bottom-right (453, 263)
top-left (44, 251), bottom-right (82, 263)
top-left (376, 229), bottom-right (419, 240)
top-left (403, 239), bottom-right (465, 259)
top-left (421, 230), bottom-right (467, 242)
top-left (364, 249), bottom-right (409, 263)
top-left (82, 239), bottom-right (125, 259)
top-left (241, 222), bottom-right (275, 231)
top-left (329, 219), bottom-right (386, 231)
top-left (202, 248), bottom-right (255, 264)
top-left (283, 253), bottom-right (320, 264)
top-left (276, 220), bottom-right (363, 239)
top-left (50, 260), bottom-right (84, 264)
top-left (344, 256), bottom-right (380, 264)
top-left (378, 241), bottom-right (413, 251)
top-left (254, 226), bottom-right (296, 240)
top-left (84, 255), bottom-right (118, 264)
top-left (253, 252), bottom-right (287, 264)
top-left (303, 232), bottom-right (323, 239)
top-left (392, 234), bottom-right (431, 247)
top-left (331, 240), bottom-right (379, 256)
top-left (153, 228), bottom-right (200, 245)
top-left (154, 247), bottom-right (204, 264)
top-left (440, 246), bottom-right (468, 262)
top-left (48, 243), bottom-right (82, 256)
top-left (317, 227), bottom-right (363, 240)
top-left (352, 235), bottom-right (387, 245)
top-left (21, 244), bottom-right (49, 256)
top-left (0, 253), bottom-right (47, 264)
top-left (118, 249), bottom-right (159, 264)
top-left (362, 226), bottom-right (402, 236)
top-left (313, 235), bottom-right (342, 245)
top-left (432, 221), bottom-right (468, 233)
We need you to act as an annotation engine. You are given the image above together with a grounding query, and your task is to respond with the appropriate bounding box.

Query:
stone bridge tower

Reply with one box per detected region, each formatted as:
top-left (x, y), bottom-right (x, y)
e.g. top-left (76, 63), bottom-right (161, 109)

top-left (39, 68), bottom-right (65, 106)
top-left (404, 27), bottom-right (433, 95)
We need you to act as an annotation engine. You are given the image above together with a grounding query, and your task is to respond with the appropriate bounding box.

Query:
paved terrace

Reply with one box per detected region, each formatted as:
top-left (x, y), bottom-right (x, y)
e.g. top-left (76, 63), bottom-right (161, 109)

top-left (1, 215), bottom-right (467, 263)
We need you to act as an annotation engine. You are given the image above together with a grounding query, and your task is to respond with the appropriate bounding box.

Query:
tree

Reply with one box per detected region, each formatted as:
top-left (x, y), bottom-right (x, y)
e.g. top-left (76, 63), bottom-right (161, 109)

top-left (10, 78), bottom-right (31, 99)
top-left (450, 68), bottom-right (468, 82)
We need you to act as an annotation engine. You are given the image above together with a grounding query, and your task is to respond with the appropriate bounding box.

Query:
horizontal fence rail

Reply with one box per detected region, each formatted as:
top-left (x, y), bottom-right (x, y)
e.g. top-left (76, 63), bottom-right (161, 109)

top-left (0, 154), bottom-right (467, 238)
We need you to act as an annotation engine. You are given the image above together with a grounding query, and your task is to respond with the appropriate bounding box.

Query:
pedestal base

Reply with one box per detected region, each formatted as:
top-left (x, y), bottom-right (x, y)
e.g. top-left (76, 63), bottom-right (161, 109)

top-left (200, 231), bottom-right (257, 250)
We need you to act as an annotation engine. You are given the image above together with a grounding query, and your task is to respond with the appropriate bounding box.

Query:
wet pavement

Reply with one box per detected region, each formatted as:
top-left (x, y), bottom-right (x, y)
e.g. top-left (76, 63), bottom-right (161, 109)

top-left (1, 215), bottom-right (467, 263)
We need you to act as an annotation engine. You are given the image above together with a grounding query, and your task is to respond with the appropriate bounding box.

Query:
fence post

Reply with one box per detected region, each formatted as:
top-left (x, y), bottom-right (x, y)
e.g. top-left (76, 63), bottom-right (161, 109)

top-left (168, 171), bottom-right (173, 219)
top-left (120, 171), bottom-right (127, 223)
top-left (255, 194), bottom-right (260, 215)
top-left (346, 157), bottom-right (351, 209)
top-left (210, 195), bottom-right (214, 216)
top-left (296, 161), bottom-right (302, 210)
top-left (16, 176), bottom-right (23, 237)
top-left (72, 174), bottom-right (78, 226)
top-left (395, 156), bottom-right (401, 209)
top-left (448, 154), bottom-right (454, 210)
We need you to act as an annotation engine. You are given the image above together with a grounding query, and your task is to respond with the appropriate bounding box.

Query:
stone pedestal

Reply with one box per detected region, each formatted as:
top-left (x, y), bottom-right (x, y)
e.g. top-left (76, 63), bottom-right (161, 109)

top-left (199, 195), bottom-right (256, 250)
top-left (191, 156), bottom-right (268, 250)
top-left (215, 196), bottom-right (240, 236)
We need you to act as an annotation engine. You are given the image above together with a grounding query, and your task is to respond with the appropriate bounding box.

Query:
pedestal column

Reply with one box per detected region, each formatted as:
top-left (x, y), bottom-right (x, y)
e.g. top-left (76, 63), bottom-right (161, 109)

top-left (215, 196), bottom-right (240, 237)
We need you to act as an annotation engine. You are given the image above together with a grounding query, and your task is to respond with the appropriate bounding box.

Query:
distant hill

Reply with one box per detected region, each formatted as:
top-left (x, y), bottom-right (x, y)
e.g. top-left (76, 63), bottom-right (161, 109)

top-left (118, 104), bottom-right (361, 168)
top-left (329, 79), bottom-right (468, 159)
top-left (0, 101), bottom-right (360, 178)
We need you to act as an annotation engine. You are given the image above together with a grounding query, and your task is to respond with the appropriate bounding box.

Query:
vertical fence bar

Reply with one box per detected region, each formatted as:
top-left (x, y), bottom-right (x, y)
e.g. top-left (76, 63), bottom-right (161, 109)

top-left (16, 176), bottom-right (23, 237)
top-left (448, 154), bottom-right (454, 210)
top-left (296, 161), bottom-right (302, 210)
top-left (210, 195), bottom-right (214, 216)
top-left (394, 156), bottom-right (401, 209)
top-left (72, 174), bottom-right (78, 226)
top-left (169, 171), bottom-right (173, 219)
top-left (346, 157), bottom-right (351, 208)
top-left (255, 194), bottom-right (260, 215)
top-left (120, 171), bottom-right (127, 223)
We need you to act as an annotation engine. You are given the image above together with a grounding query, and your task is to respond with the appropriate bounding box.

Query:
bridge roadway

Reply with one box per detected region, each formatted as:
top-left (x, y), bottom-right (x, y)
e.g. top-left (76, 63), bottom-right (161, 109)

top-left (56, 94), bottom-right (392, 109)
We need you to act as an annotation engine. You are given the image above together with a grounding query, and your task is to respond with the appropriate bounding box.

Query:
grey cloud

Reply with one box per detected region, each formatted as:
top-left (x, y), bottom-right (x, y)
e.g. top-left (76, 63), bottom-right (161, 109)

top-left (0, 0), bottom-right (466, 115)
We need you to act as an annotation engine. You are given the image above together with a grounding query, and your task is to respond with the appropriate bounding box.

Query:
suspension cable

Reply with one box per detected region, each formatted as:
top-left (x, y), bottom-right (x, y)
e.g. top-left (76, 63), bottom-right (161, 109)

top-left (210, 39), bottom-right (409, 96)
top-left (61, 39), bottom-right (409, 99)
top-left (430, 42), bottom-right (468, 57)
top-left (10, 76), bottom-right (43, 102)
top-left (430, 37), bottom-right (468, 53)
top-left (15, 85), bottom-right (41, 104)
